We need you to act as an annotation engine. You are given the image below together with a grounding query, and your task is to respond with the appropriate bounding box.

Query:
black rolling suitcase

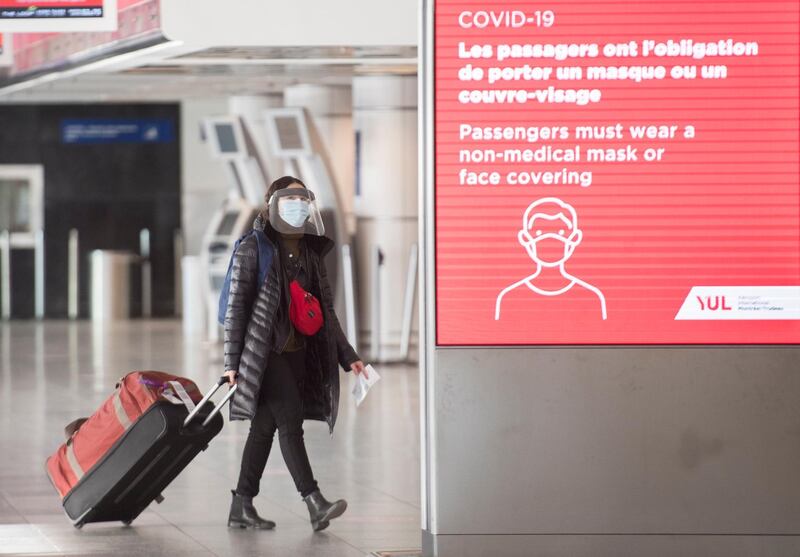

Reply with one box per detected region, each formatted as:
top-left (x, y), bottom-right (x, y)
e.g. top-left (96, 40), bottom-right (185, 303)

top-left (47, 374), bottom-right (237, 528)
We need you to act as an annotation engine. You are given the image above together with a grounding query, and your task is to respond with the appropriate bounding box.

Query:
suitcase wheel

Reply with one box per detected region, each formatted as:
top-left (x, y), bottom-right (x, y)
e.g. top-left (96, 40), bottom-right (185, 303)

top-left (72, 507), bottom-right (94, 529)
top-left (122, 519), bottom-right (133, 526)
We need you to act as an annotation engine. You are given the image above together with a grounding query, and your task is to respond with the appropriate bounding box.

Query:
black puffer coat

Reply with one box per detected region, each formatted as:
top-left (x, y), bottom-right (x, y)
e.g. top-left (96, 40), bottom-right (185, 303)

top-left (223, 215), bottom-right (360, 432)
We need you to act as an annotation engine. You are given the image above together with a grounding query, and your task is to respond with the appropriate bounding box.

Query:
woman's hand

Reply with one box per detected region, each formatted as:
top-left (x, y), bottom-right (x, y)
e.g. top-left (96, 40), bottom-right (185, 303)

top-left (224, 370), bottom-right (238, 386)
top-left (350, 360), bottom-right (368, 379)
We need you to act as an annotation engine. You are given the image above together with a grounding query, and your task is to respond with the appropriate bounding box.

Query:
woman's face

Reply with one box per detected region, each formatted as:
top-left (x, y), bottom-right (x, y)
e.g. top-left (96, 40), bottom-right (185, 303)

top-left (277, 183), bottom-right (309, 211)
top-left (275, 183), bottom-right (311, 229)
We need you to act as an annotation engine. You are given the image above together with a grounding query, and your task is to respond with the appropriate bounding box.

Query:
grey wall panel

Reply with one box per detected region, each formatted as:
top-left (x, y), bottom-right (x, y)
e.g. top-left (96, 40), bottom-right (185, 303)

top-left (424, 531), bottom-right (800, 557)
top-left (433, 347), bottom-right (800, 535)
top-left (0, 104), bottom-right (181, 318)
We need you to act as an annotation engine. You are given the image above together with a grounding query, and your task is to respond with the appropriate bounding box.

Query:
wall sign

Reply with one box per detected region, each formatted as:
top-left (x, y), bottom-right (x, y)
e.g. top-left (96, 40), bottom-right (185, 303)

top-left (0, 0), bottom-right (117, 32)
top-left (434, 0), bottom-right (800, 345)
top-left (61, 119), bottom-right (175, 144)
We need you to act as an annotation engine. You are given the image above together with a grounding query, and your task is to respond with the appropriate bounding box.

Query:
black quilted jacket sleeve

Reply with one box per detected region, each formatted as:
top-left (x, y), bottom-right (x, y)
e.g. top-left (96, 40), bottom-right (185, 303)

top-left (224, 235), bottom-right (258, 372)
top-left (318, 256), bottom-right (360, 369)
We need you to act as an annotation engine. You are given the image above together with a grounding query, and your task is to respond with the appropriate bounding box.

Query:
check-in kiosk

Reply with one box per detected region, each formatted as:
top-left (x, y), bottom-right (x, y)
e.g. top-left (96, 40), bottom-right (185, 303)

top-left (200, 116), bottom-right (265, 340)
top-left (262, 107), bottom-right (349, 315)
top-left (202, 196), bottom-right (259, 321)
top-left (203, 116), bottom-right (266, 206)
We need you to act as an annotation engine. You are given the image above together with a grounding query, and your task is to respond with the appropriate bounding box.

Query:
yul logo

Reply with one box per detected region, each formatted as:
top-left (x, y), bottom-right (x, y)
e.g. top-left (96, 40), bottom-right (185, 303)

top-left (696, 296), bottom-right (732, 311)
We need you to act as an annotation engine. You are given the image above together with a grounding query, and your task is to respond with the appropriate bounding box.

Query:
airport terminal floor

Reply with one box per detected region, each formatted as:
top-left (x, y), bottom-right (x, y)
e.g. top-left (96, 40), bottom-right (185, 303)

top-left (0, 320), bottom-right (420, 556)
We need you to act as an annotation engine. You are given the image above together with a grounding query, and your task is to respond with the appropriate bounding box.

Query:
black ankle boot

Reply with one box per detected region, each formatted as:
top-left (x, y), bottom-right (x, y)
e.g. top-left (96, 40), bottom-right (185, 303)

top-left (228, 490), bottom-right (276, 529)
top-left (303, 489), bottom-right (347, 532)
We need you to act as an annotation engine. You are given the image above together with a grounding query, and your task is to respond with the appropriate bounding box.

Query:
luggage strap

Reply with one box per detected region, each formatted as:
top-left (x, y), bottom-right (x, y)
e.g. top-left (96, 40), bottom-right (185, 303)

top-left (65, 443), bottom-right (84, 481)
top-left (161, 381), bottom-right (196, 413)
top-left (112, 390), bottom-right (132, 430)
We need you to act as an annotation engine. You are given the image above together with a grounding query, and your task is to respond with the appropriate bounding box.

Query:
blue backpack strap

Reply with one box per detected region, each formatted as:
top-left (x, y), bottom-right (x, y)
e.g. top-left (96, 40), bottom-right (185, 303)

top-left (253, 229), bottom-right (274, 287)
top-left (217, 230), bottom-right (274, 325)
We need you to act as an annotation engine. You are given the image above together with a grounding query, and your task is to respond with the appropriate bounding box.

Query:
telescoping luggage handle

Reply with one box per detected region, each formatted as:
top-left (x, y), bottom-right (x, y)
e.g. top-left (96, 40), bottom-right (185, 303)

top-left (183, 376), bottom-right (238, 428)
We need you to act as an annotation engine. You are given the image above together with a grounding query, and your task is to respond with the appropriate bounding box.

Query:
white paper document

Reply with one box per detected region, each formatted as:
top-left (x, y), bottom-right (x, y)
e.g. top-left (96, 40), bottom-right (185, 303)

top-left (352, 365), bottom-right (381, 407)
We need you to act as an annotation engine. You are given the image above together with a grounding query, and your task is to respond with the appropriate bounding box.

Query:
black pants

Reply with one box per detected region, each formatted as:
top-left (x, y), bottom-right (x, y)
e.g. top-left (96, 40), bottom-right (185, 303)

top-left (236, 350), bottom-right (318, 498)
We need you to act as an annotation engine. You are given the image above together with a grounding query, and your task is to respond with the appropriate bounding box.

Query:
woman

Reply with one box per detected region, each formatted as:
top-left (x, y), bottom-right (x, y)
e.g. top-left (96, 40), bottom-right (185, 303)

top-left (222, 176), bottom-right (367, 532)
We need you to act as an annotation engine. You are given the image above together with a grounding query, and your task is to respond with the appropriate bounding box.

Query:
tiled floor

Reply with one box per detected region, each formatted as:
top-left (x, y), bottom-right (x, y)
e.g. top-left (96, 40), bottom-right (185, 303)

top-left (0, 320), bottom-right (421, 556)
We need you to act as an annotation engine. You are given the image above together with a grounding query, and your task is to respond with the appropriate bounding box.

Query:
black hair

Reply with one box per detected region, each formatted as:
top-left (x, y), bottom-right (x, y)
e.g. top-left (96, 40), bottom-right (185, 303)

top-left (266, 175), bottom-right (306, 202)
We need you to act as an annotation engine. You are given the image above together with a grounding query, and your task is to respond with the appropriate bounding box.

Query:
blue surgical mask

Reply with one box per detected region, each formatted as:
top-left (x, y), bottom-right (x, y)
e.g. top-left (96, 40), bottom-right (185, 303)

top-left (279, 199), bottom-right (310, 228)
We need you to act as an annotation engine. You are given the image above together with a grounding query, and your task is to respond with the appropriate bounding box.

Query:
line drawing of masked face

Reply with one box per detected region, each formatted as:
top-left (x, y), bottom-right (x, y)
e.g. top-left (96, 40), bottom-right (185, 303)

top-left (518, 216), bottom-right (583, 267)
top-left (495, 197), bottom-right (607, 321)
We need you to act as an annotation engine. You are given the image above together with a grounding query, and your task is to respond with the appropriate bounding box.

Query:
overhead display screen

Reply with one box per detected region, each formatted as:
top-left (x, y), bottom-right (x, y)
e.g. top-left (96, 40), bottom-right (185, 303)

top-left (0, 0), bottom-right (116, 31)
top-left (214, 124), bottom-right (239, 154)
top-left (434, 0), bottom-right (800, 345)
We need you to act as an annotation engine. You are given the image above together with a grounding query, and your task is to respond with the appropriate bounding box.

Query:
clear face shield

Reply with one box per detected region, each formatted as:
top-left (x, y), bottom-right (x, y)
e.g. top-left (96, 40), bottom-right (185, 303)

top-left (267, 187), bottom-right (325, 236)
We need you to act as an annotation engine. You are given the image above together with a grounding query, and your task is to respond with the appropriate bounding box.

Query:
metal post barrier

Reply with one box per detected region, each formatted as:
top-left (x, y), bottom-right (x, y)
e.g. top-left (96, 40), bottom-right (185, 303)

top-left (342, 244), bottom-right (358, 352)
top-left (370, 245), bottom-right (383, 362)
top-left (0, 230), bottom-right (10, 320)
top-left (173, 229), bottom-right (183, 317)
top-left (140, 229), bottom-right (152, 318)
top-left (35, 229), bottom-right (45, 319)
top-left (68, 229), bottom-right (79, 320)
top-left (399, 243), bottom-right (418, 361)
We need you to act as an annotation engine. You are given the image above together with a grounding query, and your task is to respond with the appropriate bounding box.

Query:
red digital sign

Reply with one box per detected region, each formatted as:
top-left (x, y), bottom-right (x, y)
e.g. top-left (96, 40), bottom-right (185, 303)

top-left (0, 0), bottom-right (115, 31)
top-left (0, 1), bottom-right (103, 17)
top-left (434, 0), bottom-right (800, 345)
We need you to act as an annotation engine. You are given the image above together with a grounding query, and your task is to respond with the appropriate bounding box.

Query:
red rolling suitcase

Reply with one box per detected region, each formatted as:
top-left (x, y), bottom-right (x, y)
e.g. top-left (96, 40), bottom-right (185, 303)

top-left (46, 371), bottom-right (237, 528)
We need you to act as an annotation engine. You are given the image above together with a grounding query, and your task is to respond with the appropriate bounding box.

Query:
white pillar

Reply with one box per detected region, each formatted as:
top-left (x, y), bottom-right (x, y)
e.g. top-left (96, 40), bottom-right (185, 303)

top-left (352, 75), bottom-right (418, 360)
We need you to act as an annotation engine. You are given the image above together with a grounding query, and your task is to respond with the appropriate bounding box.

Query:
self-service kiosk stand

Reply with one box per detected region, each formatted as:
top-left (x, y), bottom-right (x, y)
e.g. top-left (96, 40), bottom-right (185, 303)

top-left (200, 116), bottom-right (266, 341)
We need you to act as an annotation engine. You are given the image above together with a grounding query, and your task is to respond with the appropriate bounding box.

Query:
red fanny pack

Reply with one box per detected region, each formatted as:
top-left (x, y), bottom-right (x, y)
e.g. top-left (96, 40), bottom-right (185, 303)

top-left (289, 280), bottom-right (324, 335)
